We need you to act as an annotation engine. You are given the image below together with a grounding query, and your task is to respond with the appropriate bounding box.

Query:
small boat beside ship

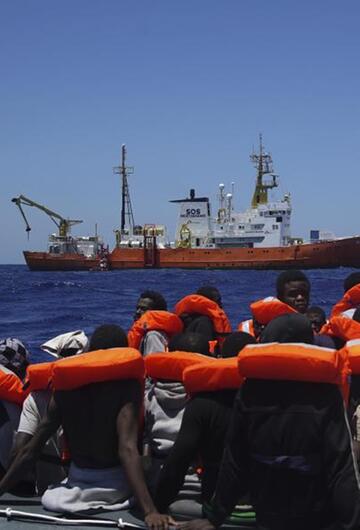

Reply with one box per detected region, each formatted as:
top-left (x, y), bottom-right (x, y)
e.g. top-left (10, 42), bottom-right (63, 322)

top-left (15, 139), bottom-right (360, 271)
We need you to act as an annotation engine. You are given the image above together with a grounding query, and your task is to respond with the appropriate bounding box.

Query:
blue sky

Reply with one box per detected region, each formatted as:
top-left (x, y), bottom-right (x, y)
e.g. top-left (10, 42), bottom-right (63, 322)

top-left (1, 0), bottom-right (359, 264)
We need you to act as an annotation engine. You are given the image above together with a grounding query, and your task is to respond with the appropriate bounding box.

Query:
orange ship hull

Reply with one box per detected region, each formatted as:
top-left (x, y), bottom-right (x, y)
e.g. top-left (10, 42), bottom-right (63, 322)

top-left (23, 237), bottom-right (360, 271)
top-left (24, 251), bottom-right (100, 271)
top-left (109, 236), bottom-right (360, 270)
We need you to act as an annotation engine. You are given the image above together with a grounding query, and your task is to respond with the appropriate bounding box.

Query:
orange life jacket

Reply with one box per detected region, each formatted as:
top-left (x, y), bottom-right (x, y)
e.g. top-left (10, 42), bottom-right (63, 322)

top-left (52, 348), bottom-right (144, 390)
top-left (330, 284), bottom-right (360, 318)
top-left (250, 297), bottom-right (297, 325)
top-left (144, 350), bottom-right (214, 382)
top-left (322, 316), bottom-right (360, 342)
top-left (0, 365), bottom-right (29, 405)
top-left (183, 357), bottom-right (243, 394)
top-left (174, 294), bottom-right (232, 335)
top-left (25, 361), bottom-right (55, 391)
top-left (237, 342), bottom-right (350, 401)
top-left (128, 310), bottom-right (184, 349)
top-left (237, 319), bottom-right (255, 337)
top-left (344, 339), bottom-right (360, 374)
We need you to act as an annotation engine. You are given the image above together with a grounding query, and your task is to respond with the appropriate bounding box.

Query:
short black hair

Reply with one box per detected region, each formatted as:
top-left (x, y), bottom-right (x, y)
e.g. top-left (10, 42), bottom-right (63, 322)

top-left (261, 313), bottom-right (314, 345)
top-left (139, 290), bottom-right (167, 311)
top-left (353, 307), bottom-right (360, 323)
top-left (168, 332), bottom-right (210, 356)
top-left (306, 306), bottom-right (326, 321)
top-left (196, 285), bottom-right (221, 304)
top-left (89, 324), bottom-right (128, 351)
top-left (344, 273), bottom-right (360, 294)
top-left (276, 270), bottom-right (310, 299)
top-left (221, 332), bottom-right (256, 358)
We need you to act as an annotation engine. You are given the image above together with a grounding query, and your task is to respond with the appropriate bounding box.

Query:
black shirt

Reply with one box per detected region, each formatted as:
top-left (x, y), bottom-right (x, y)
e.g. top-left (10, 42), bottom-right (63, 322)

top-left (54, 379), bottom-right (141, 469)
top-left (206, 380), bottom-right (360, 530)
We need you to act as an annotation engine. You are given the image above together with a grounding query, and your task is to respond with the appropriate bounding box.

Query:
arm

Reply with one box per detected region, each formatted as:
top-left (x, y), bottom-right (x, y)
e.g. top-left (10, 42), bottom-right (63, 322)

top-left (0, 395), bottom-right (61, 495)
top-left (154, 398), bottom-right (203, 512)
top-left (11, 392), bottom-right (43, 458)
top-left (116, 383), bottom-right (172, 530)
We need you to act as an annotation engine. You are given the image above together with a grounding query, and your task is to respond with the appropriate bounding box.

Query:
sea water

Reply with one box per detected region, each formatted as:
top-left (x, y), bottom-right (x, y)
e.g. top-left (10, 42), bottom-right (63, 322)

top-left (0, 265), bottom-right (355, 363)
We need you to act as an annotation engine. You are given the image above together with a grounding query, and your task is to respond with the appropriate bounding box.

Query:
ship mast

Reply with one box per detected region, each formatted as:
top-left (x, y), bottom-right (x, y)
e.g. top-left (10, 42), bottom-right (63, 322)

top-left (113, 144), bottom-right (135, 235)
top-left (250, 134), bottom-right (278, 208)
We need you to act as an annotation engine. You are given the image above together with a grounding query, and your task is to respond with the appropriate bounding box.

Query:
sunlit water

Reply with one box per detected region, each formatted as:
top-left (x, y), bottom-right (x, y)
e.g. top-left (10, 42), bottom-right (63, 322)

top-left (0, 265), bottom-right (355, 363)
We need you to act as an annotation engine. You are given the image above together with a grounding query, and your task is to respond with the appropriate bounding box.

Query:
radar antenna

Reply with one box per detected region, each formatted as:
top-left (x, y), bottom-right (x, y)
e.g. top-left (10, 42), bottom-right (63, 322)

top-left (250, 134), bottom-right (278, 208)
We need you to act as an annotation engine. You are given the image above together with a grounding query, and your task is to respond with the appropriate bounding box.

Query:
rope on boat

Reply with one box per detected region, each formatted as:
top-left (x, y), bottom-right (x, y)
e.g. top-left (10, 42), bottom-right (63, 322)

top-left (0, 507), bottom-right (145, 528)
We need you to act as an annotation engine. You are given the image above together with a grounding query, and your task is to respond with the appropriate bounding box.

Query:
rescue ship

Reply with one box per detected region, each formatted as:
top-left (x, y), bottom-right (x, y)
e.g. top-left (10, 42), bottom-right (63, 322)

top-left (108, 138), bottom-right (360, 270)
top-left (16, 139), bottom-right (360, 271)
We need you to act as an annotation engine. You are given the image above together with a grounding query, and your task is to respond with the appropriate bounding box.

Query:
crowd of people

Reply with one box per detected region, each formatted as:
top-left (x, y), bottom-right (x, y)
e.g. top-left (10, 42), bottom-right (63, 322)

top-left (1, 269), bottom-right (360, 530)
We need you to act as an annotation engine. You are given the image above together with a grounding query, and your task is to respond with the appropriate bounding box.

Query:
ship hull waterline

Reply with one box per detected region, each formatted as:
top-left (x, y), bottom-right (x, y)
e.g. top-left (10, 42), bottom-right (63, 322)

top-left (24, 236), bottom-right (360, 271)
top-left (23, 252), bottom-right (100, 271)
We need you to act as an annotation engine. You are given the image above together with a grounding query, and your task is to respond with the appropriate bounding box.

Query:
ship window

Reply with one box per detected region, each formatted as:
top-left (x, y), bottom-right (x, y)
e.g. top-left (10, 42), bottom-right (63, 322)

top-left (272, 225), bottom-right (279, 230)
top-left (276, 216), bottom-right (283, 222)
top-left (196, 238), bottom-right (200, 247)
top-left (238, 225), bottom-right (245, 230)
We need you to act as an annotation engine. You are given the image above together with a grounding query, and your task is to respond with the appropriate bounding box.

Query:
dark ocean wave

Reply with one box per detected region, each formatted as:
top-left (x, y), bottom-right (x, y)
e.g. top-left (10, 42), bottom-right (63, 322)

top-left (0, 265), bottom-right (355, 363)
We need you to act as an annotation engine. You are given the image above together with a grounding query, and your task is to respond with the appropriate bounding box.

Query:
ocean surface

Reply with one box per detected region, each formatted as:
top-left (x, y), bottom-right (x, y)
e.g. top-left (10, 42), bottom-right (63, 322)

top-left (0, 265), bottom-right (356, 363)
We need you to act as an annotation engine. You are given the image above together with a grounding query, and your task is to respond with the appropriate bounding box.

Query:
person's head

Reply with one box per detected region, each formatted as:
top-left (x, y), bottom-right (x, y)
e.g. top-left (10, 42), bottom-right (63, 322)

top-left (305, 306), bottom-right (327, 334)
top-left (276, 270), bottom-right (310, 314)
top-left (353, 307), bottom-right (360, 323)
top-left (168, 332), bottom-right (210, 356)
top-left (89, 324), bottom-right (128, 351)
top-left (261, 313), bottom-right (314, 345)
top-left (0, 338), bottom-right (30, 380)
top-left (134, 290), bottom-right (167, 321)
top-left (221, 332), bottom-right (256, 358)
top-left (343, 272), bottom-right (360, 293)
top-left (196, 285), bottom-right (222, 308)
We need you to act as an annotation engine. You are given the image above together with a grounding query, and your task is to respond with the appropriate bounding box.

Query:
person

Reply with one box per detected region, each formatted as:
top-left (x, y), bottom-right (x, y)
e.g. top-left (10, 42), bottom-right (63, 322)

top-left (143, 332), bottom-right (210, 491)
top-left (181, 314), bottom-right (360, 530)
top-left (0, 339), bottom-right (29, 486)
top-left (305, 306), bottom-right (327, 334)
top-left (330, 272), bottom-right (360, 319)
top-left (0, 326), bottom-right (171, 530)
top-left (129, 290), bottom-right (182, 356)
top-left (238, 296), bottom-right (298, 342)
top-left (168, 332), bottom-right (210, 357)
top-left (344, 272), bottom-right (360, 295)
top-left (276, 269), bottom-right (310, 314)
top-left (12, 329), bottom-right (93, 493)
top-left (175, 286), bottom-right (231, 353)
top-left (154, 332), bottom-right (256, 515)
top-left (220, 331), bottom-right (256, 358)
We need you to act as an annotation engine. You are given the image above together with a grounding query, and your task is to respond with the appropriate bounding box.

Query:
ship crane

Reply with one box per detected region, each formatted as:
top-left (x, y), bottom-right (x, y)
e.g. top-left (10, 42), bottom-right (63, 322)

top-left (11, 195), bottom-right (83, 238)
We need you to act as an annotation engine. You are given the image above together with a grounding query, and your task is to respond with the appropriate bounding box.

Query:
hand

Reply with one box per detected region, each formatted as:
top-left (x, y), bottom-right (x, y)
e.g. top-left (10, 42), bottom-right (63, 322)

top-left (144, 512), bottom-right (176, 530)
top-left (178, 519), bottom-right (216, 530)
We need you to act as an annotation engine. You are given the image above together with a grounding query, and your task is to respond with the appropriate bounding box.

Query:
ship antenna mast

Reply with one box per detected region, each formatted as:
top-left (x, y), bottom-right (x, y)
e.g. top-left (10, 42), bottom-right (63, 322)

top-left (250, 133), bottom-right (278, 208)
top-left (113, 144), bottom-right (135, 234)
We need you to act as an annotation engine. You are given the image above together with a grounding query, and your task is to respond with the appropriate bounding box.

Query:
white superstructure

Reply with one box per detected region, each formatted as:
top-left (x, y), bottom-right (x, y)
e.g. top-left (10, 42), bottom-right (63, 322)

top-left (171, 136), bottom-right (292, 249)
